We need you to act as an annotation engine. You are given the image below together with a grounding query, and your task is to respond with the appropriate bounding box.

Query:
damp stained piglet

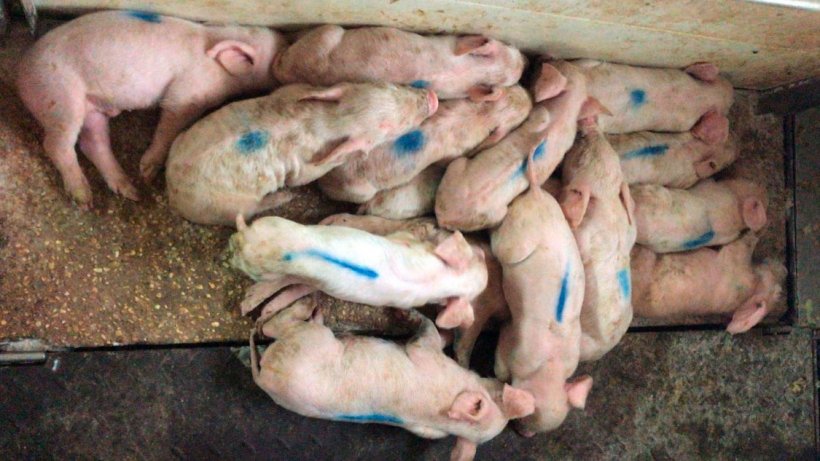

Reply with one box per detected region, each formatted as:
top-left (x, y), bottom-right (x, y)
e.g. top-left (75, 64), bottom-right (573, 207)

top-left (559, 114), bottom-right (637, 362)
top-left (274, 25), bottom-right (527, 101)
top-left (631, 178), bottom-right (768, 253)
top-left (490, 145), bottom-right (591, 436)
top-left (318, 85), bottom-right (532, 204)
top-left (609, 111), bottom-right (737, 188)
top-left (250, 296), bottom-right (535, 461)
top-left (631, 232), bottom-right (785, 333)
top-left (16, 10), bottom-right (287, 206)
top-left (229, 214), bottom-right (487, 330)
top-left (165, 82), bottom-right (438, 226)
top-left (573, 59), bottom-right (733, 134)
top-left (435, 60), bottom-right (596, 231)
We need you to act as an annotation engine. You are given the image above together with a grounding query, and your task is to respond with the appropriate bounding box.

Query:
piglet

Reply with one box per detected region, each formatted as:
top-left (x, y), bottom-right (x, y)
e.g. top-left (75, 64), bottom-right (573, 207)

top-left (435, 61), bottom-right (596, 231)
top-left (573, 60), bottom-right (733, 134)
top-left (250, 296), bottom-right (535, 461)
top-left (490, 148), bottom-right (591, 436)
top-left (274, 25), bottom-right (527, 101)
top-left (229, 214), bottom-right (487, 329)
top-left (318, 86), bottom-right (531, 203)
top-left (632, 178), bottom-right (768, 253)
top-left (610, 111), bottom-right (737, 188)
top-left (17, 11), bottom-right (287, 206)
top-left (359, 165), bottom-right (445, 220)
top-left (166, 82), bottom-right (437, 226)
top-left (631, 232), bottom-right (785, 333)
top-left (560, 116), bottom-right (637, 362)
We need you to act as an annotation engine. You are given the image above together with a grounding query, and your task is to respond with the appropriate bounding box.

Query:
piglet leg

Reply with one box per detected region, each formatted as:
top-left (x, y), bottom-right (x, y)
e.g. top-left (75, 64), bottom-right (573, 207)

top-left (259, 295), bottom-right (319, 339)
top-left (240, 275), bottom-right (302, 316)
top-left (436, 297), bottom-right (475, 330)
top-left (79, 111), bottom-right (140, 201)
top-left (258, 284), bottom-right (317, 320)
top-left (450, 437), bottom-right (477, 461)
top-left (140, 104), bottom-right (206, 181)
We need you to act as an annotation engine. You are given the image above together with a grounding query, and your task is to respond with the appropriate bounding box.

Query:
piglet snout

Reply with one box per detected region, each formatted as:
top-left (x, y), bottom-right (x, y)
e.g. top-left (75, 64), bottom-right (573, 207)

top-left (426, 89), bottom-right (439, 115)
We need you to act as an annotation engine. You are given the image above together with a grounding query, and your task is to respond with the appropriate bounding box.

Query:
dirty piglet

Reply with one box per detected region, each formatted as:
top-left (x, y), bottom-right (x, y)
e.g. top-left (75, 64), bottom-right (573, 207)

top-left (229, 214), bottom-right (487, 329)
top-left (274, 25), bottom-right (526, 101)
top-left (560, 116), bottom-right (637, 362)
top-left (631, 178), bottom-right (768, 253)
top-left (491, 149), bottom-right (591, 436)
top-left (631, 232), bottom-right (785, 333)
top-left (574, 59), bottom-right (733, 133)
top-left (17, 11), bottom-right (287, 206)
top-left (359, 165), bottom-right (445, 220)
top-left (250, 297), bottom-right (535, 461)
top-left (166, 82), bottom-right (437, 226)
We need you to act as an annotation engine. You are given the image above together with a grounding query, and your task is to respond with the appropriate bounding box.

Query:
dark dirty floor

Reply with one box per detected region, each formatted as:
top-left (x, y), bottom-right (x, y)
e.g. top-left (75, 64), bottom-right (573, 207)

top-left (1, 15), bottom-right (817, 461)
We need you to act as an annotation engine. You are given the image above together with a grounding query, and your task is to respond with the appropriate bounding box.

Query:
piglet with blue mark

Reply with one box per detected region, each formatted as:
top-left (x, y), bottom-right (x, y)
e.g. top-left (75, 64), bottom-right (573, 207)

top-left (435, 61), bottom-right (596, 231)
top-left (229, 213), bottom-right (487, 330)
top-left (610, 111), bottom-right (737, 188)
top-left (632, 178), bottom-right (768, 253)
top-left (273, 25), bottom-right (527, 102)
top-left (17, 11), bottom-right (287, 207)
top-left (490, 147), bottom-right (590, 436)
top-left (318, 85), bottom-right (531, 204)
top-left (250, 297), bottom-right (535, 461)
top-left (631, 232), bottom-right (785, 334)
top-left (166, 82), bottom-right (438, 225)
top-left (573, 60), bottom-right (733, 134)
top-left (559, 114), bottom-right (637, 362)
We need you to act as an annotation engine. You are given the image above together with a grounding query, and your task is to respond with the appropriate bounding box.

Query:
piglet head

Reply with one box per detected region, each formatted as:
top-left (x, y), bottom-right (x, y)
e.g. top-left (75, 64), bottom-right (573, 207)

top-left (513, 375), bottom-right (593, 436)
top-left (447, 384), bottom-right (534, 443)
top-left (474, 85), bottom-right (533, 150)
top-left (455, 35), bottom-right (527, 103)
top-left (228, 215), bottom-right (302, 280)
top-left (207, 26), bottom-right (287, 92)
top-left (725, 179), bottom-right (768, 232)
top-left (727, 259), bottom-right (785, 334)
top-left (694, 134), bottom-right (738, 180)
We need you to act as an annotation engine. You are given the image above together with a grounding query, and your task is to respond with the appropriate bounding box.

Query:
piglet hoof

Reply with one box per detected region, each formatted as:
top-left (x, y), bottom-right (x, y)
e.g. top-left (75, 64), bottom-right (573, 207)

top-left (109, 176), bottom-right (140, 201)
top-left (435, 298), bottom-right (475, 330)
top-left (64, 177), bottom-right (94, 210)
top-left (139, 159), bottom-right (162, 183)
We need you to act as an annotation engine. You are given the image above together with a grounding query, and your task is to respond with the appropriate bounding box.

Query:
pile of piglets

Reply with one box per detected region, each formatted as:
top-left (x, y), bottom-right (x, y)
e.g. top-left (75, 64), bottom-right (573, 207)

top-left (17, 10), bottom-right (785, 460)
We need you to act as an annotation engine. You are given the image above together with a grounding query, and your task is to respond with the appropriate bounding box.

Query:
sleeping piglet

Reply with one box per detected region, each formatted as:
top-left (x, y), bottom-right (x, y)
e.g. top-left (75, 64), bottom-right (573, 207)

top-left (250, 297), bottom-right (535, 461)
top-left (491, 150), bottom-right (591, 436)
top-left (435, 61), bottom-right (596, 231)
top-left (610, 111), bottom-right (737, 188)
top-left (632, 178), bottom-right (768, 253)
top-left (166, 82), bottom-right (437, 226)
top-left (573, 59), bottom-right (733, 134)
top-left (274, 25), bottom-right (527, 101)
top-left (17, 11), bottom-right (287, 206)
top-left (318, 85), bottom-right (531, 204)
top-left (560, 116), bottom-right (637, 362)
top-left (229, 215), bottom-right (487, 329)
top-left (631, 232), bottom-right (785, 333)
top-left (359, 165), bottom-right (445, 220)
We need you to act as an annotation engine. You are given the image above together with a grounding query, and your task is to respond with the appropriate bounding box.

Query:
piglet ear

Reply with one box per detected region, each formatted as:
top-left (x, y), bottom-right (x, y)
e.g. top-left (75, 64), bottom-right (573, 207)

top-left (565, 375), bottom-right (593, 409)
top-left (691, 110), bottom-right (729, 144)
top-left (467, 85), bottom-right (505, 102)
top-left (501, 384), bottom-right (535, 419)
top-left (742, 197), bottom-right (767, 231)
top-left (578, 97), bottom-right (612, 120)
top-left (448, 391), bottom-right (488, 422)
top-left (434, 231), bottom-right (474, 271)
top-left (685, 62), bottom-right (720, 82)
top-left (455, 35), bottom-right (493, 56)
top-left (560, 185), bottom-right (591, 229)
top-left (208, 40), bottom-right (258, 76)
top-left (694, 157), bottom-right (719, 179)
top-left (311, 137), bottom-right (368, 166)
top-left (727, 294), bottom-right (769, 334)
top-left (297, 85), bottom-right (346, 102)
top-left (532, 63), bottom-right (568, 102)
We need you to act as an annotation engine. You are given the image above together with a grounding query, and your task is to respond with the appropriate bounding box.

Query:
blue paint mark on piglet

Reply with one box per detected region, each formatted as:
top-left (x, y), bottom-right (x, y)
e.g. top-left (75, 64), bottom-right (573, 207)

top-left (513, 140), bottom-right (548, 178)
top-left (680, 229), bottom-right (715, 250)
top-left (410, 80), bottom-right (429, 89)
top-left (283, 249), bottom-right (379, 279)
top-left (555, 264), bottom-right (570, 323)
top-left (125, 10), bottom-right (162, 23)
top-left (336, 413), bottom-right (404, 425)
top-left (629, 89), bottom-right (647, 108)
top-left (236, 130), bottom-right (270, 155)
top-left (617, 268), bottom-right (631, 300)
top-left (393, 130), bottom-right (426, 157)
top-left (622, 144), bottom-right (669, 160)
